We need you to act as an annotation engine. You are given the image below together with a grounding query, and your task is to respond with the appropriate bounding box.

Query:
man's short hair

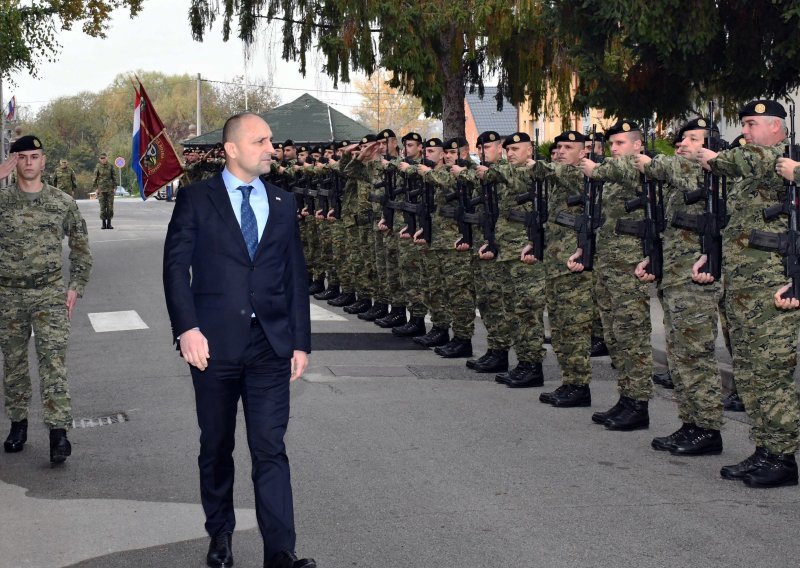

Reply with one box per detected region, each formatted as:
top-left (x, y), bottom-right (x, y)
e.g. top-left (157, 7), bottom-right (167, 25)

top-left (222, 112), bottom-right (260, 144)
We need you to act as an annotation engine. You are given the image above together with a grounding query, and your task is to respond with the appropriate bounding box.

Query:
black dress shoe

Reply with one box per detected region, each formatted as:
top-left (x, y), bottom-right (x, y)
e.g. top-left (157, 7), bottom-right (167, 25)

top-left (722, 391), bottom-right (745, 412)
top-left (506, 361), bottom-right (544, 388)
top-left (49, 428), bottom-right (72, 464)
top-left (4, 419), bottom-right (28, 453)
top-left (207, 532), bottom-right (233, 568)
top-left (308, 278), bottom-right (325, 295)
top-left (314, 285), bottom-right (340, 301)
top-left (358, 302), bottom-right (388, 321)
top-left (591, 396), bottom-right (628, 425)
top-left (670, 426), bottom-right (722, 456)
top-left (392, 316), bottom-right (426, 337)
top-left (344, 297), bottom-right (372, 314)
top-left (651, 423), bottom-right (695, 452)
top-left (466, 350), bottom-right (492, 369)
top-left (551, 384), bottom-right (591, 407)
top-left (327, 292), bottom-right (356, 307)
top-left (720, 447), bottom-right (769, 480)
top-left (605, 399), bottom-right (649, 431)
top-left (435, 337), bottom-right (472, 358)
top-left (742, 452), bottom-right (799, 488)
top-left (375, 307), bottom-right (407, 328)
top-left (590, 335), bottom-right (609, 357)
top-left (540, 384), bottom-right (571, 404)
top-left (265, 550), bottom-right (317, 568)
top-left (473, 349), bottom-right (509, 373)
top-left (413, 326), bottom-right (449, 347)
top-left (653, 370), bottom-right (675, 389)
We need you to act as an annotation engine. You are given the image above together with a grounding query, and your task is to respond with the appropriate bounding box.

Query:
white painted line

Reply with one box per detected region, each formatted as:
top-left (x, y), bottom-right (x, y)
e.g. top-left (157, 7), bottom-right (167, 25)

top-left (88, 310), bottom-right (149, 332)
top-left (310, 304), bottom-right (347, 321)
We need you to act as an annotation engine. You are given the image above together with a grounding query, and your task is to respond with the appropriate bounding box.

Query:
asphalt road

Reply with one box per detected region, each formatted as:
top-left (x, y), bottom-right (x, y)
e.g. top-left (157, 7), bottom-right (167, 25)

top-left (1, 198), bottom-right (798, 568)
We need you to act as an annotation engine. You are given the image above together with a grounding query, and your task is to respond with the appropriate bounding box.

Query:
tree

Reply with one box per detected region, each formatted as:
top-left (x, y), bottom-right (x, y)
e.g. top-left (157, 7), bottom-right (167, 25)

top-left (0, 0), bottom-right (143, 80)
top-left (213, 75), bottom-right (281, 115)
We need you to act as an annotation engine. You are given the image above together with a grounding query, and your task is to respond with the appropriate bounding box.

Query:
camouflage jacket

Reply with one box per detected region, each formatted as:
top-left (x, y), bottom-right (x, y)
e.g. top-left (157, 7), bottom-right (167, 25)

top-left (422, 165), bottom-right (460, 251)
top-left (52, 166), bottom-right (78, 194)
top-left (341, 156), bottom-right (375, 227)
top-left (482, 159), bottom-right (528, 262)
top-left (93, 162), bottom-right (116, 192)
top-left (0, 183), bottom-right (92, 294)
top-left (708, 142), bottom-right (787, 287)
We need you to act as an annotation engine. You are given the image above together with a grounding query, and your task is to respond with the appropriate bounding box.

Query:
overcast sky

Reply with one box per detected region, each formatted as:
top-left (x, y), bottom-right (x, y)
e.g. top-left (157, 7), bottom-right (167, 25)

top-left (5, 0), bottom-right (365, 119)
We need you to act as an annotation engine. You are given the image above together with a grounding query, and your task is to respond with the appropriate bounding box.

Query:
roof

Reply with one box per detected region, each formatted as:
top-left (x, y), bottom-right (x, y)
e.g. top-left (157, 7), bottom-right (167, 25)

top-left (182, 93), bottom-right (371, 147)
top-left (465, 87), bottom-right (518, 135)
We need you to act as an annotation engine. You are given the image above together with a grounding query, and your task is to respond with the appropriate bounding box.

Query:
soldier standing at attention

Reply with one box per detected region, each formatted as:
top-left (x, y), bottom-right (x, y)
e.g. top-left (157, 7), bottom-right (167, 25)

top-left (0, 135), bottom-right (92, 464)
top-left (93, 152), bottom-right (116, 229)
top-left (52, 159), bottom-right (78, 197)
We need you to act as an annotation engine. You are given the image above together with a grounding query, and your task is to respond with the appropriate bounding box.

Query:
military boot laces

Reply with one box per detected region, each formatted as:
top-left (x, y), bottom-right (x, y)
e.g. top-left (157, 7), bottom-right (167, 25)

top-left (742, 452), bottom-right (799, 488)
top-left (49, 428), bottom-right (72, 464)
top-left (651, 423), bottom-right (695, 452)
top-left (4, 419), bottom-right (28, 453)
top-left (670, 426), bottom-right (723, 456)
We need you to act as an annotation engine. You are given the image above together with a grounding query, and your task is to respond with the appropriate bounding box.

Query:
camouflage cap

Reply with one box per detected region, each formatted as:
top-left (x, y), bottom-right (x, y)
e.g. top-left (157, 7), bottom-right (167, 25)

top-left (401, 132), bottom-right (422, 143)
top-left (738, 99), bottom-right (786, 120)
top-left (10, 135), bottom-right (44, 153)
top-left (377, 128), bottom-right (397, 140)
top-left (553, 130), bottom-right (587, 145)
top-left (476, 131), bottom-right (501, 145)
top-left (99, 152), bottom-right (108, 158)
top-left (444, 136), bottom-right (469, 150)
top-left (502, 132), bottom-right (531, 148)
top-left (605, 121), bottom-right (640, 138)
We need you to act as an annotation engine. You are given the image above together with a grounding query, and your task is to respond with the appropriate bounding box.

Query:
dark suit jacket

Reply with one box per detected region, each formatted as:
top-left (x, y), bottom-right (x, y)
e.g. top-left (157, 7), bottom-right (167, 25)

top-left (163, 173), bottom-right (311, 361)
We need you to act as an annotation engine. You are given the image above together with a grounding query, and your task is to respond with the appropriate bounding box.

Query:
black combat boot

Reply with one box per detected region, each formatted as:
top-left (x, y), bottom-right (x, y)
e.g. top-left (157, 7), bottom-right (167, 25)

top-left (473, 349), bottom-right (509, 373)
top-left (494, 371), bottom-right (512, 385)
top-left (327, 291), bottom-right (357, 307)
top-left (506, 361), bottom-right (544, 388)
top-left (720, 447), bottom-right (769, 480)
top-left (308, 276), bottom-right (326, 295)
top-left (358, 302), bottom-right (388, 321)
top-left (49, 428), bottom-right (72, 464)
top-left (651, 423), bottom-right (695, 452)
top-left (315, 284), bottom-right (340, 301)
top-left (375, 306), bottom-right (407, 328)
top-left (392, 316), bottom-right (426, 337)
top-left (540, 384), bottom-right (572, 405)
top-left (435, 337), bottom-right (473, 358)
top-left (4, 419), bottom-right (28, 453)
top-left (722, 391), bottom-right (745, 412)
top-left (590, 335), bottom-right (609, 357)
top-left (653, 370), bottom-right (675, 389)
top-left (742, 452), bottom-right (799, 488)
top-left (413, 326), bottom-right (449, 348)
top-left (591, 396), bottom-right (628, 425)
top-left (550, 384), bottom-right (591, 407)
top-left (466, 350), bottom-right (493, 369)
top-left (101, 219), bottom-right (108, 229)
top-left (605, 399), bottom-right (649, 431)
top-left (670, 426), bottom-right (722, 456)
top-left (107, 220), bottom-right (113, 229)
top-left (344, 297), bottom-right (372, 314)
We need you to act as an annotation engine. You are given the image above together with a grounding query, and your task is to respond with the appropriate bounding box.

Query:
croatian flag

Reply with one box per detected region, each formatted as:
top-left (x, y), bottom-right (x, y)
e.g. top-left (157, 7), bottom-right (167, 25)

top-left (6, 96), bottom-right (15, 121)
top-left (131, 88), bottom-right (144, 196)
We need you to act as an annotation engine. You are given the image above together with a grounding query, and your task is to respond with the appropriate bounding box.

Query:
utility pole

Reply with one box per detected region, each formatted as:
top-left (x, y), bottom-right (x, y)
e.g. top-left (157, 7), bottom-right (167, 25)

top-left (196, 73), bottom-right (202, 136)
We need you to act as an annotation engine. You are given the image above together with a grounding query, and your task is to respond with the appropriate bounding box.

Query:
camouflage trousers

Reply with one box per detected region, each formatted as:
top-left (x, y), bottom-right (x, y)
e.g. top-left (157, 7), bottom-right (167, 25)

top-left (349, 220), bottom-right (377, 298)
top-left (594, 264), bottom-right (653, 401)
top-left (397, 235), bottom-right (427, 317)
top-left (661, 281), bottom-right (724, 430)
top-left (546, 272), bottom-right (593, 385)
top-left (98, 190), bottom-right (114, 220)
top-left (438, 249), bottom-right (476, 339)
top-left (331, 222), bottom-right (354, 293)
top-left (475, 260), bottom-right (514, 351)
top-left (501, 261), bottom-right (547, 363)
top-left (370, 226), bottom-right (390, 304)
top-left (316, 219), bottom-right (338, 286)
top-left (724, 284), bottom-right (799, 454)
top-left (300, 217), bottom-right (318, 278)
top-left (419, 247), bottom-right (450, 328)
top-left (0, 283), bottom-right (72, 429)
top-left (381, 231), bottom-right (402, 306)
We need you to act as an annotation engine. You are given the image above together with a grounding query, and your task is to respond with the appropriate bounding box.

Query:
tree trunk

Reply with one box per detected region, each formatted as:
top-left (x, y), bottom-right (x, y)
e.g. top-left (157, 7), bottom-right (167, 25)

top-left (438, 25), bottom-right (466, 140)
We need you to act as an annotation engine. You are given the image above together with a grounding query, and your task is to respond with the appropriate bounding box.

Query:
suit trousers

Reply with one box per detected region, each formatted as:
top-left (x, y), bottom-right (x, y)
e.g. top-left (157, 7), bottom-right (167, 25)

top-left (191, 322), bottom-right (296, 557)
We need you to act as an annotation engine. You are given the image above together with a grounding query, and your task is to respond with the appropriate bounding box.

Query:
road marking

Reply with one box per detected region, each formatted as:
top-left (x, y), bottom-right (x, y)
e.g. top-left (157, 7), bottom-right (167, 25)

top-left (310, 304), bottom-right (347, 321)
top-left (88, 310), bottom-right (149, 332)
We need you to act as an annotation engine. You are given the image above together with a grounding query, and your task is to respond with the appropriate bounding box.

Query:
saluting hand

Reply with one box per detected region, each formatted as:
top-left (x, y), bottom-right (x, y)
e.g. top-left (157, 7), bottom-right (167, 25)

top-left (0, 154), bottom-right (18, 180)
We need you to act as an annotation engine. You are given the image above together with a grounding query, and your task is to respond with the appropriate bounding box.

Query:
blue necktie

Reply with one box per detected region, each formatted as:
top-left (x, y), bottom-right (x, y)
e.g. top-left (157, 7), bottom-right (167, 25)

top-left (237, 185), bottom-right (258, 259)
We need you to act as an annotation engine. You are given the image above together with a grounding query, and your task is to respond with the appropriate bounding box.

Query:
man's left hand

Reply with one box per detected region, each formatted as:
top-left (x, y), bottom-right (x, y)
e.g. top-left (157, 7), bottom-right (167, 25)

top-left (291, 350), bottom-right (309, 381)
top-left (66, 289), bottom-right (79, 320)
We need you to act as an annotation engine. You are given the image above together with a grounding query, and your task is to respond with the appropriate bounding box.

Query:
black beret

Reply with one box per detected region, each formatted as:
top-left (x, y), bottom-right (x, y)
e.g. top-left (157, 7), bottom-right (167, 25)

top-left (425, 138), bottom-right (444, 148)
top-left (676, 117), bottom-right (719, 141)
top-left (360, 134), bottom-right (377, 144)
top-left (10, 135), bottom-right (44, 153)
top-left (444, 136), bottom-right (469, 150)
top-left (401, 132), bottom-right (422, 143)
top-left (377, 128), bottom-right (397, 139)
top-left (738, 99), bottom-right (787, 120)
top-left (337, 140), bottom-right (350, 148)
top-left (502, 132), bottom-right (532, 148)
top-left (587, 132), bottom-right (605, 144)
top-left (553, 130), bottom-right (587, 145)
top-left (297, 145), bottom-right (309, 153)
top-left (283, 139), bottom-right (295, 148)
top-left (476, 131), bottom-right (501, 145)
top-left (274, 142), bottom-right (284, 150)
top-left (324, 142), bottom-right (336, 151)
top-left (605, 121), bottom-right (640, 138)
top-left (731, 134), bottom-right (747, 147)
top-left (311, 146), bottom-right (322, 154)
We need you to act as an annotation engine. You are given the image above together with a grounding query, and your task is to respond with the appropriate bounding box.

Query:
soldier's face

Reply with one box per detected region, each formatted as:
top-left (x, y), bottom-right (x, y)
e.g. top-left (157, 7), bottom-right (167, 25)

top-left (223, 115), bottom-right (274, 179)
top-left (584, 141), bottom-right (604, 157)
top-left (377, 140), bottom-right (387, 154)
top-left (15, 150), bottom-right (46, 182)
top-left (741, 116), bottom-right (782, 145)
top-left (298, 151), bottom-right (309, 162)
top-left (99, 156), bottom-right (108, 164)
top-left (284, 147), bottom-right (296, 160)
top-left (425, 146), bottom-right (444, 164)
top-left (505, 142), bottom-right (532, 166)
top-left (387, 138), bottom-right (398, 156)
top-left (275, 149), bottom-right (284, 161)
top-left (678, 129), bottom-right (706, 155)
top-left (405, 141), bottom-right (422, 159)
top-left (480, 141), bottom-right (503, 163)
top-left (557, 141), bottom-right (584, 165)
top-left (324, 149), bottom-right (334, 159)
top-left (609, 132), bottom-right (642, 157)
top-left (444, 149), bottom-right (458, 166)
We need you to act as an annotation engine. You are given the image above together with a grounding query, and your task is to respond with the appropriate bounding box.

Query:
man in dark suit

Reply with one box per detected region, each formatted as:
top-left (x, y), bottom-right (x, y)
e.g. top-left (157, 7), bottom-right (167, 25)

top-left (163, 112), bottom-right (315, 568)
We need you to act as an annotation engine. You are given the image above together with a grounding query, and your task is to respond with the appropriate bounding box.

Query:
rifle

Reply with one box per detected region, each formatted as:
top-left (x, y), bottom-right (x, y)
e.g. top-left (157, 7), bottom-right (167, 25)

top-left (508, 128), bottom-right (548, 259)
top-left (671, 103), bottom-right (729, 280)
top-left (397, 158), bottom-right (436, 241)
top-left (477, 145), bottom-right (499, 255)
top-left (440, 158), bottom-right (475, 247)
top-left (554, 125), bottom-right (604, 270)
top-left (748, 102), bottom-right (800, 299)
top-left (368, 151), bottom-right (398, 229)
top-left (614, 119), bottom-right (665, 279)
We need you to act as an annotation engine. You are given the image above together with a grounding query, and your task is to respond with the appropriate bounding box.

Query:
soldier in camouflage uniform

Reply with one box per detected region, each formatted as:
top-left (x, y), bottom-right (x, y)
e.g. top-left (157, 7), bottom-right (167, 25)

top-left (315, 141), bottom-right (351, 302)
top-left (632, 118), bottom-right (726, 456)
top-left (52, 159), bottom-right (78, 197)
top-left (311, 143), bottom-right (341, 299)
top-left (327, 142), bottom-right (360, 307)
top-left (0, 135), bottom-right (92, 464)
top-left (530, 131), bottom-right (594, 407)
top-left (93, 152), bottom-right (116, 229)
top-left (692, 99), bottom-right (799, 488)
top-left (575, 121), bottom-right (653, 431)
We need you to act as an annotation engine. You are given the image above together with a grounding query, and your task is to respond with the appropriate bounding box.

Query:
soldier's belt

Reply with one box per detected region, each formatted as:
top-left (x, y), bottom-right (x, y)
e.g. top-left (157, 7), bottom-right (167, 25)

top-left (0, 270), bottom-right (62, 289)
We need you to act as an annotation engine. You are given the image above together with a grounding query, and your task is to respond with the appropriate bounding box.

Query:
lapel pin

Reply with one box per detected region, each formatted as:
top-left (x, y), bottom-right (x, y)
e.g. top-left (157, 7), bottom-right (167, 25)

top-left (276, 196), bottom-right (281, 201)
